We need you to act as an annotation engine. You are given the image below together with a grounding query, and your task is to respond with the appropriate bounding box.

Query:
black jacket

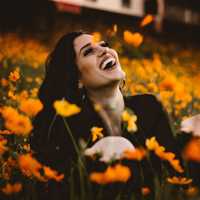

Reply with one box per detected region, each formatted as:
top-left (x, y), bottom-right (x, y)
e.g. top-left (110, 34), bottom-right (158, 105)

top-left (30, 94), bottom-right (181, 200)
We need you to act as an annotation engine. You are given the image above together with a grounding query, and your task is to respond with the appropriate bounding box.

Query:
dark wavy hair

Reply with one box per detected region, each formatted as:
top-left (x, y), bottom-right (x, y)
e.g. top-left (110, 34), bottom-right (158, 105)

top-left (39, 31), bottom-right (85, 109)
top-left (30, 31), bottom-right (85, 151)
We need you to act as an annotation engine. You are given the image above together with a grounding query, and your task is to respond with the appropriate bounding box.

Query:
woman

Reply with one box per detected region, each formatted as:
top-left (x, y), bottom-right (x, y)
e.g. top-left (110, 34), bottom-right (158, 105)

top-left (30, 31), bottom-right (181, 200)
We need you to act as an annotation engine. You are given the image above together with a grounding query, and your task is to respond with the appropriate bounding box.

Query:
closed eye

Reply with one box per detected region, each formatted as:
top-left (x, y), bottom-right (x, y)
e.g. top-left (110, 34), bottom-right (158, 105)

top-left (100, 41), bottom-right (110, 47)
top-left (83, 47), bottom-right (93, 56)
top-left (83, 42), bottom-right (110, 56)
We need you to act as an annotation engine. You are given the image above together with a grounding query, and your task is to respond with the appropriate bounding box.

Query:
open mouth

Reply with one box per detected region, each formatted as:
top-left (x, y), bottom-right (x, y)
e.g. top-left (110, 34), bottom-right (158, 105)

top-left (100, 57), bottom-right (117, 71)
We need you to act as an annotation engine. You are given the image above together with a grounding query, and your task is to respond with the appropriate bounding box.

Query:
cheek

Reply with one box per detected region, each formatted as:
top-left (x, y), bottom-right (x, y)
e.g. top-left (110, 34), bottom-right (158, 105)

top-left (79, 58), bottom-right (97, 75)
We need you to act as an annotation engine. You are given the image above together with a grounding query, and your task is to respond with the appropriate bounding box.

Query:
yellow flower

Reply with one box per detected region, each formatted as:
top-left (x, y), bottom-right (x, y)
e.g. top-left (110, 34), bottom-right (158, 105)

top-left (121, 110), bottom-right (137, 132)
top-left (1, 182), bottom-right (22, 195)
top-left (16, 90), bottom-right (29, 102)
top-left (26, 77), bottom-right (33, 83)
top-left (140, 14), bottom-right (154, 27)
top-left (53, 99), bottom-right (81, 117)
top-left (19, 98), bottom-right (43, 117)
top-left (8, 68), bottom-right (20, 82)
top-left (145, 137), bottom-right (159, 151)
top-left (147, 82), bottom-right (158, 93)
top-left (8, 90), bottom-right (17, 100)
top-left (91, 127), bottom-right (104, 142)
top-left (92, 32), bottom-right (101, 43)
top-left (35, 77), bottom-right (42, 84)
top-left (123, 31), bottom-right (143, 47)
top-left (90, 164), bottom-right (131, 184)
top-left (93, 103), bottom-right (102, 112)
top-left (30, 88), bottom-right (39, 98)
top-left (167, 176), bottom-right (192, 185)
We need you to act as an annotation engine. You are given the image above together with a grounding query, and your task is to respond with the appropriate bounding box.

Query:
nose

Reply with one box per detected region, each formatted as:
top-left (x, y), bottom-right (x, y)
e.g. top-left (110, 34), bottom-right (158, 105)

top-left (97, 46), bottom-right (109, 57)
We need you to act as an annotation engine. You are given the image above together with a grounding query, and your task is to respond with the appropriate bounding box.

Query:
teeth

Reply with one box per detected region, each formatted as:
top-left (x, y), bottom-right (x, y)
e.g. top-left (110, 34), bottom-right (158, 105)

top-left (101, 57), bottom-right (115, 70)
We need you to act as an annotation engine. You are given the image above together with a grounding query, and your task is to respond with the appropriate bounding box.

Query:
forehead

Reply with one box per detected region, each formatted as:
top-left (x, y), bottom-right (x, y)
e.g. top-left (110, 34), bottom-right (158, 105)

top-left (73, 34), bottom-right (93, 54)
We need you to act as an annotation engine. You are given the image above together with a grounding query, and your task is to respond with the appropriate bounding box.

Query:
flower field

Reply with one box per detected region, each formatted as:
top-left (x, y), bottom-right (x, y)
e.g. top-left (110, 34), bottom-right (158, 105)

top-left (0, 17), bottom-right (200, 199)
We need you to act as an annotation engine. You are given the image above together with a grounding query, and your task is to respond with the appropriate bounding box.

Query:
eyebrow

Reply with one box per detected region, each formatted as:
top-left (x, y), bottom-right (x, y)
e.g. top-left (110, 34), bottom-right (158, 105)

top-left (79, 42), bottom-right (91, 55)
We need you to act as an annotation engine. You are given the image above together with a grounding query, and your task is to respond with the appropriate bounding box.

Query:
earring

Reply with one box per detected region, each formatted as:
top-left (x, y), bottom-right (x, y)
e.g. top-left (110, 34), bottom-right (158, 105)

top-left (78, 81), bottom-right (86, 101)
top-left (78, 80), bottom-right (83, 89)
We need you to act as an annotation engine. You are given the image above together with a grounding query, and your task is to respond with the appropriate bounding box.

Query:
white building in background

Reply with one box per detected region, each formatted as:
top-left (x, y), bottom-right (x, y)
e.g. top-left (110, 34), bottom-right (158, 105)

top-left (52, 0), bottom-right (145, 17)
top-left (52, 0), bottom-right (200, 26)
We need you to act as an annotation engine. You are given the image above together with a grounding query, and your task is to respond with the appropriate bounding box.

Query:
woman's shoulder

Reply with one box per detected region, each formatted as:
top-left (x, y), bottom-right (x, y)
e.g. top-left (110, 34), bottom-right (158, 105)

top-left (124, 93), bottom-right (161, 110)
top-left (124, 94), bottom-right (165, 128)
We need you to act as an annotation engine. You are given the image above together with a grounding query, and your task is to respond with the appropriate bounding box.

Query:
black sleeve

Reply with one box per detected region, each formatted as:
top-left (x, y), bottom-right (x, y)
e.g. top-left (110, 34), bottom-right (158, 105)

top-left (30, 109), bottom-right (74, 173)
top-left (151, 96), bottom-right (178, 152)
top-left (30, 109), bottom-right (74, 200)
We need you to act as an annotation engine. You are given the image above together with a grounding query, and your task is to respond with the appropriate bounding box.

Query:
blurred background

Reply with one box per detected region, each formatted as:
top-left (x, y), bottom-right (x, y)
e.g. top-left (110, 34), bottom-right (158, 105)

top-left (0, 0), bottom-right (200, 198)
top-left (1, 0), bottom-right (200, 43)
top-left (1, 0), bottom-right (200, 121)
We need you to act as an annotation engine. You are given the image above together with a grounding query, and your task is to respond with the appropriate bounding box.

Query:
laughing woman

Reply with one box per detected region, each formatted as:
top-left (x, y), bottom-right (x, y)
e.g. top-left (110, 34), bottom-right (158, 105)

top-left (30, 31), bottom-right (182, 200)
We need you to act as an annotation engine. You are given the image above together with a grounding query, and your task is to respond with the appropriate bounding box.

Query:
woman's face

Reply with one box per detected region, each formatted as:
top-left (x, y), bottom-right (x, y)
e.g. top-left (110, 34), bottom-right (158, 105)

top-left (73, 34), bottom-right (125, 90)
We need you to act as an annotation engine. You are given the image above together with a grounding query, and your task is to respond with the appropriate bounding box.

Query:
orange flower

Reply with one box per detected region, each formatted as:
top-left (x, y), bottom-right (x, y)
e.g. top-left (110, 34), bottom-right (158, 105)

top-left (123, 31), bottom-right (143, 47)
top-left (146, 137), bottom-right (184, 173)
top-left (1, 182), bottom-right (22, 195)
top-left (167, 176), bottom-right (192, 185)
top-left (0, 138), bottom-right (8, 155)
top-left (91, 126), bottom-right (104, 142)
top-left (183, 138), bottom-right (200, 162)
top-left (8, 68), bottom-right (20, 82)
top-left (123, 148), bottom-right (147, 161)
top-left (53, 99), bottom-right (81, 117)
top-left (18, 153), bottom-right (45, 181)
top-left (43, 166), bottom-right (64, 182)
top-left (141, 187), bottom-right (151, 196)
top-left (0, 130), bottom-right (13, 135)
top-left (169, 159), bottom-right (184, 173)
top-left (90, 164), bottom-right (131, 184)
top-left (154, 145), bottom-right (166, 158)
top-left (185, 186), bottom-right (199, 197)
top-left (1, 78), bottom-right (9, 87)
top-left (19, 98), bottom-right (43, 117)
top-left (16, 90), bottom-right (29, 102)
top-left (18, 153), bottom-right (64, 182)
top-left (2, 108), bottom-right (33, 136)
top-left (159, 77), bottom-right (176, 91)
top-left (140, 15), bottom-right (154, 27)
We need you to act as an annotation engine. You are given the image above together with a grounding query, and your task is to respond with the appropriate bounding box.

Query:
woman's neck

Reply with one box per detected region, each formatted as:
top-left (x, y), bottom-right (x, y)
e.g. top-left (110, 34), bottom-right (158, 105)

top-left (87, 85), bottom-right (125, 136)
top-left (87, 85), bottom-right (124, 114)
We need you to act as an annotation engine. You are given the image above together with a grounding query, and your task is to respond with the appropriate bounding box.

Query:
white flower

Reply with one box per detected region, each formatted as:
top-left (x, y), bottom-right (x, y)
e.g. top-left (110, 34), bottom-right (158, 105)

top-left (180, 114), bottom-right (200, 137)
top-left (84, 136), bottom-right (135, 163)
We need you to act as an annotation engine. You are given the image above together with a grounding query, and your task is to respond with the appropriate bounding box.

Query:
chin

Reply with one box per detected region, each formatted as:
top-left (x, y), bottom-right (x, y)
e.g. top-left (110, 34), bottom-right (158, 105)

top-left (111, 70), bottom-right (126, 81)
